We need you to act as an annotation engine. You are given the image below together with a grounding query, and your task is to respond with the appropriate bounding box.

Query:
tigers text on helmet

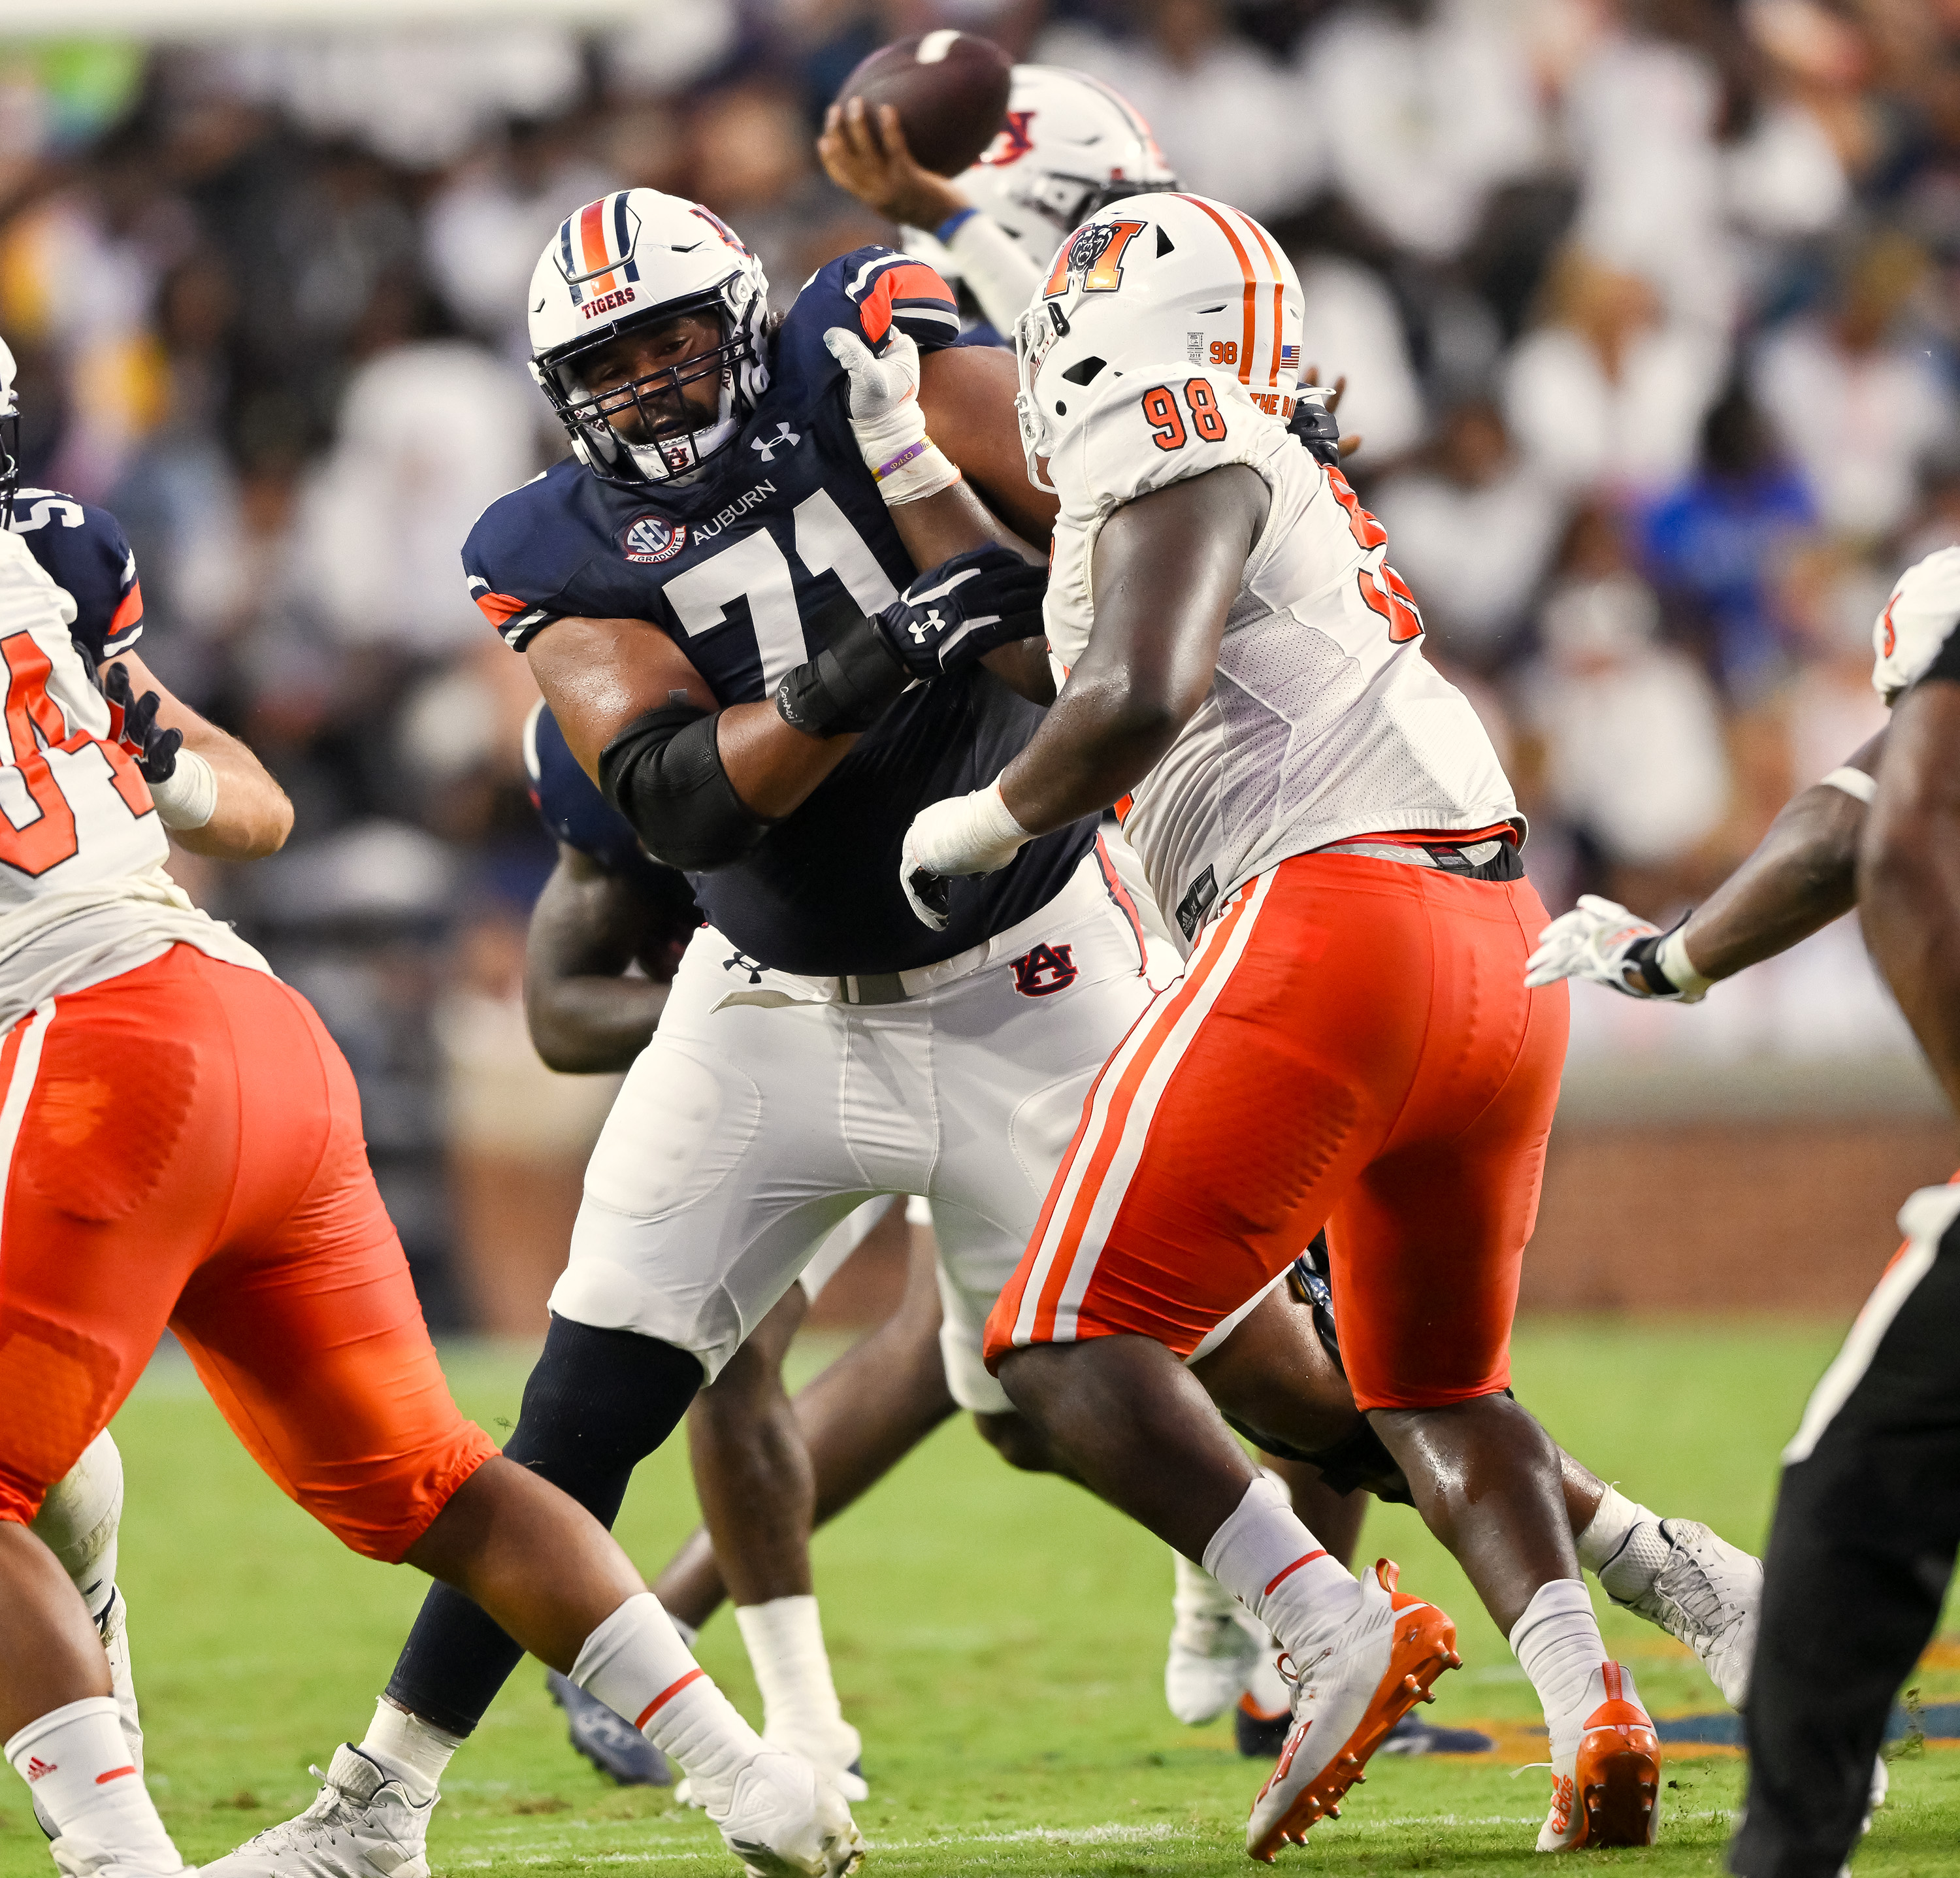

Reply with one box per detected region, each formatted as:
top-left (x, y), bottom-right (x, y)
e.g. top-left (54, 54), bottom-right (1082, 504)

top-left (0, 334), bottom-right (18, 527)
top-left (924, 67), bottom-right (1177, 276)
top-left (529, 189), bottom-right (771, 487)
top-left (1013, 193), bottom-right (1305, 492)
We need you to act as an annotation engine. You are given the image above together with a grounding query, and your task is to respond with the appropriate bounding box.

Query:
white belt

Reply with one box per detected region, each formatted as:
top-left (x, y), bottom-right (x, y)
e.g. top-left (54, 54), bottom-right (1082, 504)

top-left (710, 850), bottom-right (1115, 1012)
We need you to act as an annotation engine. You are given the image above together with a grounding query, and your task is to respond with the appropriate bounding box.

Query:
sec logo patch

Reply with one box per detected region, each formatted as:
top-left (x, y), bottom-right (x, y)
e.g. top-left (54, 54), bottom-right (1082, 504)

top-left (622, 514), bottom-right (687, 564)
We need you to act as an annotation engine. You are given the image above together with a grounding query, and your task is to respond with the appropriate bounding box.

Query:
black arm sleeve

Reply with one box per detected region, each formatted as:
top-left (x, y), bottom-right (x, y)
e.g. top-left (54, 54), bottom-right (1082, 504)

top-left (597, 703), bottom-right (773, 872)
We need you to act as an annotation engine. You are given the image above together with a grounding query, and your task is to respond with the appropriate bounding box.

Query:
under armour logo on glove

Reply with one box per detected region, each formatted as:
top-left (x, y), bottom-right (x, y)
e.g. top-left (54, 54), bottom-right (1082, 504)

top-left (723, 949), bottom-right (764, 984)
top-left (751, 422), bottom-right (802, 463)
top-left (872, 546), bottom-right (1049, 681)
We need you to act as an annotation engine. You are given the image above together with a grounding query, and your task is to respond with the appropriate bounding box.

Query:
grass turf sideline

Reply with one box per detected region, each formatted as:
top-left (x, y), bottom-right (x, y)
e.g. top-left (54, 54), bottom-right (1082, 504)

top-left (7, 1322), bottom-right (1957, 1877)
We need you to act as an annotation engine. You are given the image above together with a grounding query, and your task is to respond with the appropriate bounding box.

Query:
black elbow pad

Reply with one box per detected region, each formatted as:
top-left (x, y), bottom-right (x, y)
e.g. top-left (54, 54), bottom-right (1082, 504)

top-left (598, 704), bottom-right (772, 872)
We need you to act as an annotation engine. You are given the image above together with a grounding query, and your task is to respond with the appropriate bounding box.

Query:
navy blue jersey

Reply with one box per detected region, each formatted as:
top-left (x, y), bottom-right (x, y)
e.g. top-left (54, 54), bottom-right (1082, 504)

top-left (467, 246), bottom-right (1092, 976)
top-left (7, 487), bottom-right (144, 661)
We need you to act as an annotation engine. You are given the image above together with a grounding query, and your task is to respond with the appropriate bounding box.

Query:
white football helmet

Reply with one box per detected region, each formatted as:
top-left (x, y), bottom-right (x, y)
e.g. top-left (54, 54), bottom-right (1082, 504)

top-left (0, 332), bottom-right (17, 523)
top-left (956, 67), bottom-right (1177, 267)
top-left (1013, 193), bottom-right (1305, 490)
top-left (528, 189), bottom-right (770, 486)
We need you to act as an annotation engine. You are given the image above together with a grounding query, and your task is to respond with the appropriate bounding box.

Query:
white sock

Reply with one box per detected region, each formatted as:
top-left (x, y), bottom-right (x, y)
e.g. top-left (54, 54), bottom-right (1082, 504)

top-left (1573, 1483), bottom-right (1659, 1575)
top-left (360, 1700), bottom-right (461, 1806)
top-left (1509, 1578), bottom-right (1607, 1754)
top-left (31, 1433), bottom-right (123, 1623)
top-left (1200, 1474), bottom-right (1362, 1661)
top-left (7, 1696), bottom-right (179, 1871)
top-left (734, 1596), bottom-right (853, 1751)
top-left (572, 1592), bottom-right (760, 1793)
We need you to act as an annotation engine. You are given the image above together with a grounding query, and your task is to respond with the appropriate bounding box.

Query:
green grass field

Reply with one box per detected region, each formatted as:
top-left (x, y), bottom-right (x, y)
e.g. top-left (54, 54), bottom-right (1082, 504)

top-left (15, 1320), bottom-right (1960, 1878)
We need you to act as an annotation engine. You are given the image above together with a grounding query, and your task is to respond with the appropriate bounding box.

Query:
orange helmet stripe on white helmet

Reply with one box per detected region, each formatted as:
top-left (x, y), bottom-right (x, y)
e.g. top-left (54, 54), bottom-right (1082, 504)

top-left (1172, 194), bottom-right (1289, 391)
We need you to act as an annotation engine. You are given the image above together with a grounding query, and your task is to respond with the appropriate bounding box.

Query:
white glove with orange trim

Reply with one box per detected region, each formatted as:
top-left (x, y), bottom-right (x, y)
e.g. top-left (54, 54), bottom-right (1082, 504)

top-left (822, 325), bottom-right (960, 506)
top-left (899, 777), bottom-right (1030, 929)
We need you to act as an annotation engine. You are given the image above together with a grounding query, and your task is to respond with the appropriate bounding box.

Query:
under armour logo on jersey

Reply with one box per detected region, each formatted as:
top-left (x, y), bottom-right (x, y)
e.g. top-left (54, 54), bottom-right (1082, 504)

top-left (751, 422), bottom-right (802, 463)
top-left (909, 609), bottom-right (944, 645)
top-left (1011, 942), bottom-right (1077, 998)
top-left (723, 949), bottom-right (764, 985)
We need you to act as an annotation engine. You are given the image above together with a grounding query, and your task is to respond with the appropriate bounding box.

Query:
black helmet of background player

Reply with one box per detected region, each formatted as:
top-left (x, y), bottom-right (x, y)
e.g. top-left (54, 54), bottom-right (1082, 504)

top-left (527, 189), bottom-right (771, 487)
top-left (0, 334), bottom-right (19, 527)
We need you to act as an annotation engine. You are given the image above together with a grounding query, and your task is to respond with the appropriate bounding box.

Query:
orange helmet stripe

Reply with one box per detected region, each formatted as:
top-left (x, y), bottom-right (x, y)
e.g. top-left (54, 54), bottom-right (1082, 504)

top-left (1175, 195), bottom-right (1258, 386)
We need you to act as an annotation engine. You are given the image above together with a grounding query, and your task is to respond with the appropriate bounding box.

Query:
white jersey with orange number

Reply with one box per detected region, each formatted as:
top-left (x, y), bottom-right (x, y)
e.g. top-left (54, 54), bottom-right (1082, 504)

top-left (1041, 365), bottom-right (1517, 947)
top-left (0, 530), bottom-right (266, 1029)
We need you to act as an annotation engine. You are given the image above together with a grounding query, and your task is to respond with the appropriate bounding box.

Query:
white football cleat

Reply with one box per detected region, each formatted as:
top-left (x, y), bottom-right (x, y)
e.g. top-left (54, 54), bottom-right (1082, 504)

top-left (199, 1745), bottom-right (432, 1878)
top-left (47, 1832), bottom-right (183, 1878)
top-left (761, 1718), bottom-right (868, 1804)
top-left (693, 1749), bottom-right (865, 1878)
top-left (1166, 1551), bottom-right (1266, 1726)
top-left (1536, 1662), bottom-right (1661, 1852)
top-left (1246, 1559), bottom-right (1460, 1862)
top-left (1597, 1519), bottom-right (1761, 1708)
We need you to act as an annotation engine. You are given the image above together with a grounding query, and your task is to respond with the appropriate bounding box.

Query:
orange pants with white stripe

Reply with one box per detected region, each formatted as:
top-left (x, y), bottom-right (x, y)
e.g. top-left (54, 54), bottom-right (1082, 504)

top-left (0, 944), bottom-right (495, 1558)
top-left (983, 850), bottom-right (1570, 1411)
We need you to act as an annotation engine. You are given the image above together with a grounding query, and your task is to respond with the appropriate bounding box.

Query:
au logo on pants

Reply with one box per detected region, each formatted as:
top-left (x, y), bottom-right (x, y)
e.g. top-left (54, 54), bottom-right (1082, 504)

top-left (1011, 943), bottom-right (1077, 998)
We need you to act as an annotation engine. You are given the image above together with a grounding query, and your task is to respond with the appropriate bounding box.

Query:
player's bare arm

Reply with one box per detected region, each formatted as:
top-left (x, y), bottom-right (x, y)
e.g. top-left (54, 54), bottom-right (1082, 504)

top-left (998, 468), bottom-right (1267, 833)
top-left (1526, 727), bottom-right (1885, 1000)
top-left (527, 614), bottom-right (857, 830)
top-left (1682, 727), bottom-right (1881, 978)
top-left (1860, 682), bottom-right (1960, 1110)
top-left (108, 651), bottom-right (292, 859)
top-left (524, 844), bottom-right (677, 1073)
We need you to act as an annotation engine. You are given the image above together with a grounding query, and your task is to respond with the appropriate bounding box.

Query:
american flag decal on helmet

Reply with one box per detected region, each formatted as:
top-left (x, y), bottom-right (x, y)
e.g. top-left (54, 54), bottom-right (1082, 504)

top-left (556, 193), bottom-right (643, 307)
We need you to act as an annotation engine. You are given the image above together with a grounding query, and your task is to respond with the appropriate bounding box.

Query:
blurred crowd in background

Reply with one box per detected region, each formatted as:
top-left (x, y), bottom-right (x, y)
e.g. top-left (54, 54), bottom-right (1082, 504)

top-left (1, 0), bottom-right (1954, 1324)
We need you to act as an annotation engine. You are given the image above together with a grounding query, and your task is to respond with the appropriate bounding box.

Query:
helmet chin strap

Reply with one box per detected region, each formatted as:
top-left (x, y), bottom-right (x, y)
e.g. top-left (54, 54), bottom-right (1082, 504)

top-left (619, 376), bottom-right (742, 485)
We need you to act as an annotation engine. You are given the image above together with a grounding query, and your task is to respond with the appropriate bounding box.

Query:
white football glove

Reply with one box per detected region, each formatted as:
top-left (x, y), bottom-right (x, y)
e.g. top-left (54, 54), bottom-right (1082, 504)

top-left (1524, 895), bottom-right (1710, 1002)
top-left (899, 778), bottom-right (1030, 929)
top-left (822, 325), bottom-right (959, 506)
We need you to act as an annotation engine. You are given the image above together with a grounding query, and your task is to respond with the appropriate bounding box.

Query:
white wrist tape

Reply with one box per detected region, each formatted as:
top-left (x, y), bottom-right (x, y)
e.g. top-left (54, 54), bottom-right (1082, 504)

top-left (871, 438), bottom-right (961, 507)
top-left (150, 749), bottom-right (217, 830)
top-left (916, 776), bottom-right (1030, 876)
top-left (1820, 765), bottom-right (1878, 805)
top-left (1655, 925), bottom-right (1712, 999)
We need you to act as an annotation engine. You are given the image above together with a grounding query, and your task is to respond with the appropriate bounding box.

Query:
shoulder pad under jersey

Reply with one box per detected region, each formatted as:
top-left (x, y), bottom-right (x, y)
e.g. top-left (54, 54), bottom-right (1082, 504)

top-left (7, 489), bottom-right (144, 661)
top-left (1872, 545), bottom-right (1960, 702)
top-left (776, 247), bottom-right (962, 390)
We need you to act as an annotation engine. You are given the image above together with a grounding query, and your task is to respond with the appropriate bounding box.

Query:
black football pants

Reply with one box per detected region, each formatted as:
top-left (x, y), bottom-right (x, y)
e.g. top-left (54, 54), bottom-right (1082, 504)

top-left (1730, 1194), bottom-right (1960, 1878)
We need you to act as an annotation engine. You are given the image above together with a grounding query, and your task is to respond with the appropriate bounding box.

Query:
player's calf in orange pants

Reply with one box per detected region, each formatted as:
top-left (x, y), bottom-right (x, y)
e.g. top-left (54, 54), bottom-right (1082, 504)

top-left (985, 850), bottom-right (1569, 1409)
top-left (0, 942), bottom-right (494, 1554)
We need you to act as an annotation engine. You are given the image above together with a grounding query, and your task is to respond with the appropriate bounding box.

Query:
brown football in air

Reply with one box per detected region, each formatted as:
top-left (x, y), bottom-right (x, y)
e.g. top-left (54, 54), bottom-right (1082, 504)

top-left (834, 31), bottom-right (1014, 178)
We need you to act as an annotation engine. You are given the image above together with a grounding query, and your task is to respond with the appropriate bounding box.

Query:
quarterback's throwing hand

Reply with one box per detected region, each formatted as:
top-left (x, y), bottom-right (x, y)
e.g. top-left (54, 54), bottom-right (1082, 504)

top-left (875, 546), bottom-right (1047, 680)
top-left (900, 779), bottom-right (1032, 929)
top-left (1525, 895), bottom-right (1709, 1002)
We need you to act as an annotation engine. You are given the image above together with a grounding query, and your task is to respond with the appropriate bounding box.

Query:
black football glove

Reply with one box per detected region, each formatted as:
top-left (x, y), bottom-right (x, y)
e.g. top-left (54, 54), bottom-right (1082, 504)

top-left (1288, 395), bottom-right (1342, 467)
top-left (873, 545), bottom-right (1048, 680)
top-left (102, 662), bottom-right (182, 783)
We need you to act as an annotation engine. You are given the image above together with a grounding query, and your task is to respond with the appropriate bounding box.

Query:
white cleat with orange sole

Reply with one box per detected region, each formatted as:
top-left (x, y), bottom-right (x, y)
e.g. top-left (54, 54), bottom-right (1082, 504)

top-left (1536, 1662), bottom-right (1661, 1852)
top-left (1245, 1559), bottom-right (1460, 1863)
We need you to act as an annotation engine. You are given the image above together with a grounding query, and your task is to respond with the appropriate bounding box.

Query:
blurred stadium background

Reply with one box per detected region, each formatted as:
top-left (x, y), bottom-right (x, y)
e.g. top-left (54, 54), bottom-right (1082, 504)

top-left (3, 0), bottom-right (1956, 1338)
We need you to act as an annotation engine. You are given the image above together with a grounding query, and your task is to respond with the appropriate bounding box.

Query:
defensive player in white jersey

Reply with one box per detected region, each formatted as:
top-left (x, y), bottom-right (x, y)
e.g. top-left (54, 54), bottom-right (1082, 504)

top-left (0, 342), bottom-right (862, 1878)
top-left (899, 195), bottom-right (1661, 1857)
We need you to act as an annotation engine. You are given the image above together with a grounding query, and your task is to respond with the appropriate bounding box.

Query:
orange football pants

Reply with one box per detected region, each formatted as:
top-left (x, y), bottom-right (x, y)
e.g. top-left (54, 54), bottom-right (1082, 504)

top-left (985, 850), bottom-right (1570, 1410)
top-left (0, 944), bottom-right (494, 1558)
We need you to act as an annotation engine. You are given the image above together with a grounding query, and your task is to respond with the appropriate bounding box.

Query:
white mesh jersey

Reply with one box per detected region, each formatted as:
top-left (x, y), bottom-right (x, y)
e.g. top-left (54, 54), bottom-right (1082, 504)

top-left (0, 529), bottom-right (266, 1027)
top-left (1041, 365), bottom-right (1518, 946)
